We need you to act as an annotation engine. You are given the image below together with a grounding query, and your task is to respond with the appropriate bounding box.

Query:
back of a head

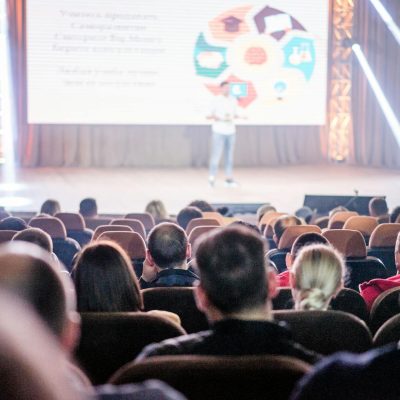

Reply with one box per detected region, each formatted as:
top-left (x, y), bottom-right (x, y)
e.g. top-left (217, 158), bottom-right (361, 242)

top-left (72, 240), bottom-right (142, 312)
top-left (147, 222), bottom-right (188, 269)
top-left (328, 206), bottom-right (348, 219)
top-left (390, 206), bottom-right (400, 223)
top-left (0, 216), bottom-right (27, 231)
top-left (13, 228), bottom-right (53, 253)
top-left (295, 207), bottom-right (313, 224)
top-left (369, 197), bottom-right (388, 217)
top-left (0, 291), bottom-right (84, 400)
top-left (196, 226), bottom-right (267, 315)
top-left (291, 233), bottom-right (329, 259)
top-left (188, 200), bottom-right (214, 212)
top-left (257, 204), bottom-right (276, 222)
top-left (145, 200), bottom-right (168, 221)
top-left (229, 220), bottom-right (261, 235)
top-left (292, 244), bottom-right (345, 311)
top-left (274, 215), bottom-right (302, 242)
top-left (177, 206), bottom-right (202, 230)
top-left (79, 197), bottom-right (97, 218)
top-left (40, 199), bottom-right (61, 216)
top-left (0, 242), bottom-right (69, 338)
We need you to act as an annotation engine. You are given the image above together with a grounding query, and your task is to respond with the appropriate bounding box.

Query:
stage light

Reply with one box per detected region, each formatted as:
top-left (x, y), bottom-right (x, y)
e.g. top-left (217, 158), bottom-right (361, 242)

top-left (370, 0), bottom-right (400, 46)
top-left (352, 43), bottom-right (400, 147)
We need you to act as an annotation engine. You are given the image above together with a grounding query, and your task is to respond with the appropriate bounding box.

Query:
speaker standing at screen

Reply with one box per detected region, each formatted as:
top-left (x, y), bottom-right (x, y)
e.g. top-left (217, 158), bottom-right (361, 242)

top-left (207, 81), bottom-right (239, 188)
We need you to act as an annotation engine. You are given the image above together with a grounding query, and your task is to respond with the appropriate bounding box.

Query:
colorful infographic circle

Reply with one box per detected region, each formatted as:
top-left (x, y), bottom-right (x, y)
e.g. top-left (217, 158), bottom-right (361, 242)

top-left (194, 4), bottom-right (317, 108)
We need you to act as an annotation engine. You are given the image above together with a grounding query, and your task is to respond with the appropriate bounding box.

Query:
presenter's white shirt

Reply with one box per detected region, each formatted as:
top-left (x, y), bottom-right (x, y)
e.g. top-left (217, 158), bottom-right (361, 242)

top-left (210, 95), bottom-right (237, 135)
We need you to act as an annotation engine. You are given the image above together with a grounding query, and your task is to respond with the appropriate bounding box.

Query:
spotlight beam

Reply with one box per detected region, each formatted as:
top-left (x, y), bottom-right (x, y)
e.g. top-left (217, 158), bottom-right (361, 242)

top-left (370, 0), bottom-right (400, 46)
top-left (352, 43), bottom-right (400, 147)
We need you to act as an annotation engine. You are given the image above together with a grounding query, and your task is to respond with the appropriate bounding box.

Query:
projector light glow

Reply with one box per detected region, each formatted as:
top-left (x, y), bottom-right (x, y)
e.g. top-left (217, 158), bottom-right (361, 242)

top-left (370, 0), bottom-right (400, 46)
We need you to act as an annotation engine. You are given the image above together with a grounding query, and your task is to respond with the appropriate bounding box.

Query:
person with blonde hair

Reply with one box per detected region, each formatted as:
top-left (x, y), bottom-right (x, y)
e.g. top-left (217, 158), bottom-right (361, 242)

top-left (145, 200), bottom-right (169, 223)
top-left (291, 244), bottom-right (345, 311)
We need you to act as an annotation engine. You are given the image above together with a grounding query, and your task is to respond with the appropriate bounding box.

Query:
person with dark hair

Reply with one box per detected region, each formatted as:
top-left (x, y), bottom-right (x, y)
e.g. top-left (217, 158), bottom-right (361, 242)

top-left (277, 233), bottom-right (329, 287)
top-left (229, 220), bottom-right (261, 235)
top-left (40, 199), bottom-right (61, 216)
top-left (273, 215), bottom-right (302, 245)
top-left (207, 81), bottom-right (240, 188)
top-left (257, 204), bottom-right (276, 222)
top-left (390, 206), bottom-right (400, 223)
top-left (13, 227), bottom-right (53, 253)
top-left (140, 223), bottom-right (199, 289)
top-left (79, 198), bottom-right (98, 218)
top-left (136, 226), bottom-right (319, 364)
top-left (0, 216), bottom-right (27, 231)
top-left (176, 206), bottom-right (203, 230)
top-left (295, 206), bottom-right (314, 224)
top-left (369, 197), bottom-right (389, 223)
top-left (188, 200), bottom-right (214, 212)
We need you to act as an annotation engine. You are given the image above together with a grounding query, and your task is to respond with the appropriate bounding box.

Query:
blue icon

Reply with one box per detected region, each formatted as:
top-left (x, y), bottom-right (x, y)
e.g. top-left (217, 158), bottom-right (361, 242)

top-left (230, 82), bottom-right (248, 98)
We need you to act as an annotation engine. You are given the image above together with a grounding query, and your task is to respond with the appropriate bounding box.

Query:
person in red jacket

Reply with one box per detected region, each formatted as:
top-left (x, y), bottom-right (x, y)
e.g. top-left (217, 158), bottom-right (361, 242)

top-left (277, 232), bottom-right (329, 287)
top-left (359, 232), bottom-right (400, 310)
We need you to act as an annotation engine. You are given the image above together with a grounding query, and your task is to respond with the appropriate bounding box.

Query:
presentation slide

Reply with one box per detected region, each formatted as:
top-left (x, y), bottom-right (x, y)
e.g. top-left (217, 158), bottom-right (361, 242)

top-left (27, 0), bottom-right (329, 125)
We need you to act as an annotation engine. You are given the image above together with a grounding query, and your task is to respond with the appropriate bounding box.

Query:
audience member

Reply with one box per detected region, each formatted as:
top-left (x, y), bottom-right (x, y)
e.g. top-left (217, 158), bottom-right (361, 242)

top-left (369, 197), bottom-right (389, 224)
top-left (360, 231), bottom-right (400, 309)
top-left (140, 223), bottom-right (199, 289)
top-left (390, 206), bottom-right (400, 223)
top-left (295, 206), bottom-right (314, 224)
top-left (328, 206), bottom-right (348, 219)
top-left (0, 216), bottom-right (27, 231)
top-left (291, 245), bottom-right (345, 311)
top-left (79, 198), bottom-right (98, 218)
top-left (229, 220), bottom-right (261, 235)
top-left (273, 215), bottom-right (302, 245)
top-left (188, 200), bottom-right (214, 212)
top-left (176, 206), bottom-right (202, 230)
top-left (145, 200), bottom-right (169, 223)
top-left (136, 226), bottom-right (319, 364)
top-left (256, 204), bottom-right (276, 222)
top-left (13, 227), bottom-right (53, 252)
top-left (277, 233), bottom-right (329, 287)
top-left (40, 199), bottom-right (61, 216)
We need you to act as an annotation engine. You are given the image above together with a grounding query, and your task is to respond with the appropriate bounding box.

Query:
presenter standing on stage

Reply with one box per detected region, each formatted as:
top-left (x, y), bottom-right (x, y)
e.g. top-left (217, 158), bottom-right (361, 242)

top-left (207, 81), bottom-right (239, 188)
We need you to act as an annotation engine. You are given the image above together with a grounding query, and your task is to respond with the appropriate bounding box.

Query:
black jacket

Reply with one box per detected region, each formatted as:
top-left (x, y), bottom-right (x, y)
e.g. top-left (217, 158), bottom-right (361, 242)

top-left (139, 268), bottom-right (199, 289)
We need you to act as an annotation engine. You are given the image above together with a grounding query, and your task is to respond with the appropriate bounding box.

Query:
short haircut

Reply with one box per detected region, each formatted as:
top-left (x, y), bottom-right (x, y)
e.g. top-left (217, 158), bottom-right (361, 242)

top-left (274, 215), bottom-right (302, 242)
top-left (0, 217), bottom-right (27, 231)
top-left (177, 207), bottom-right (202, 230)
top-left (147, 223), bottom-right (188, 269)
top-left (79, 198), bottom-right (97, 217)
top-left (257, 204), bottom-right (276, 222)
top-left (145, 200), bottom-right (168, 222)
top-left (13, 228), bottom-right (53, 253)
top-left (390, 206), bottom-right (400, 223)
top-left (40, 199), bottom-right (60, 216)
top-left (0, 242), bottom-right (70, 338)
top-left (72, 241), bottom-right (143, 312)
top-left (196, 226), bottom-right (267, 314)
top-left (229, 220), bottom-right (260, 235)
top-left (220, 81), bottom-right (229, 87)
top-left (188, 200), bottom-right (214, 212)
top-left (369, 197), bottom-right (388, 217)
top-left (291, 232), bottom-right (329, 259)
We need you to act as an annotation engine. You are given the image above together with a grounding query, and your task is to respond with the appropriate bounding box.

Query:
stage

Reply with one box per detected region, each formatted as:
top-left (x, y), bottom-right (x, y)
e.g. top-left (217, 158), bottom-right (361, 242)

top-left (1, 164), bottom-right (399, 215)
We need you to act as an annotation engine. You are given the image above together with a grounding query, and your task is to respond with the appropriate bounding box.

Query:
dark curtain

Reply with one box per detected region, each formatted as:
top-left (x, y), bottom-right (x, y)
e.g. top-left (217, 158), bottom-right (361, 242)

top-left (7, 0), bottom-right (327, 167)
top-left (352, 0), bottom-right (400, 168)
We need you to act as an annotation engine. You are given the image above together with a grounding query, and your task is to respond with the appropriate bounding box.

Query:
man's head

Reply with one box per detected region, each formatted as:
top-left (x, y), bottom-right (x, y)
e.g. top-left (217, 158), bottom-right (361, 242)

top-left (257, 204), bottom-right (276, 222)
top-left (369, 197), bottom-right (388, 218)
top-left (390, 206), bottom-right (400, 223)
top-left (0, 217), bottom-right (27, 231)
top-left (13, 228), bottom-right (53, 253)
top-left (194, 226), bottom-right (277, 321)
top-left (177, 206), bottom-right (203, 230)
top-left (40, 199), bottom-right (60, 216)
top-left (273, 215), bottom-right (302, 244)
top-left (188, 200), bottom-right (214, 212)
top-left (285, 232), bottom-right (329, 270)
top-left (147, 223), bottom-right (191, 270)
top-left (220, 81), bottom-right (230, 96)
top-left (79, 198), bottom-right (98, 218)
top-left (0, 242), bottom-right (79, 353)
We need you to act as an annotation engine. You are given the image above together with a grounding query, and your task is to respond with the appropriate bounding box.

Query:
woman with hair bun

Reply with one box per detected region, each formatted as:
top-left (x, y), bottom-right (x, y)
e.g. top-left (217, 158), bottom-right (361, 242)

top-left (290, 244), bottom-right (345, 311)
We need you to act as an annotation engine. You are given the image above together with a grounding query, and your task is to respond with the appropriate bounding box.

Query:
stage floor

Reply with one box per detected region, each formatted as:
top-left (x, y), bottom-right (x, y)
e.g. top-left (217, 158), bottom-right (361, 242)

top-left (1, 164), bottom-right (399, 215)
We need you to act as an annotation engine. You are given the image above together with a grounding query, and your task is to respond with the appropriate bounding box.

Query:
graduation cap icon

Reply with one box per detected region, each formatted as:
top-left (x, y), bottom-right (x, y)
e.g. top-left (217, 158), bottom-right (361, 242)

top-left (222, 16), bottom-right (242, 33)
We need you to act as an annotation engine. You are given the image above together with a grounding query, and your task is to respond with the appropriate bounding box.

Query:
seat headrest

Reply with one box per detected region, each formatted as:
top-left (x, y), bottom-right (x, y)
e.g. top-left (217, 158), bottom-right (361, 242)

top-left (29, 217), bottom-right (66, 239)
top-left (202, 212), bottom-right (226, 225)
top-left (328, 211), bottom-right (358, 229)
top-left (323, 229), bottom-right (367, 258)
top-left (369, 223), bottom-right (400, 248)
top-left (263, 217), bottom-right (279, 238)
top-left (343, 216), bottom-right (378, 236)
top-left (55, 212), bottom-right (85, 231)
top-left (278, 225), bottom-right (321, 250)
top-left (259, 212), bottom-right (287, 227)
top-left (188, 226), bottom-right (220, 248)
top-left (186, 218), bottom-right (221, 234)
top-left (98, 231), bottom-right (147, 259)
top-left (93, 225), bottom-right (133, 241)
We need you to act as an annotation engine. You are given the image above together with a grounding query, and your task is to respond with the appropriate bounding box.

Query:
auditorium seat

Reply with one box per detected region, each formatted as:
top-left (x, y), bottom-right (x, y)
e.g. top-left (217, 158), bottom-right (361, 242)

top-left (142, 287), bottom-right (209, 333)
top-left (323, 229), bottom-right (388, 291)
top-left (75, 312), bottom-right (185, 384)
top-left (273, 310), bottom-right (372, 355)
top-left (125, 213), bottom-right (155, 232)
top-left (0, 211), bottom-right (10, 221)
top-left (111, 219), bottom-right (146, 240)
top-left (109, 355), bottom-right (311, 400)
top-left (188, 226), bottom-right (220, 249)
top-left (263, 217), bottom-right (279, 250)
top-left (314, 216), bottom-right (329, 229)
top-left (55, 212), bottom-right (93, 247)
top-left (259, 212), bottom-right (287, 232)
top-left (373, 314), bottom-right (400, 347)
top-left (84, 217), bottom-right (113, 231)
top-left (202, 212), bottom-right (226, 225)
top-left (267, 225), bottom-right (321, 273)
top-left (0, 230), bottom-right (17, 244)
top-left (328, 211), bottom-right (358, 229)
top-left (343, 216), bottom-right (378, 244)
top-left (93, 224), bottom-right (133, 241)
top-left (29, 217), bottom-right (80, 271)
top-left (368, 223), bottom-right (400, 276)
top-left (369, 287), bottom-right (400, 333)
top-left (186, 218), bottom-right (221, 235)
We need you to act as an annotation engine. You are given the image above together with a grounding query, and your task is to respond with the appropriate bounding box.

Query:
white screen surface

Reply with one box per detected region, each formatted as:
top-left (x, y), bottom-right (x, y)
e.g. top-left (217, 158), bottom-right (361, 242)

top-left (27, 0), bottom-right (329, 125)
